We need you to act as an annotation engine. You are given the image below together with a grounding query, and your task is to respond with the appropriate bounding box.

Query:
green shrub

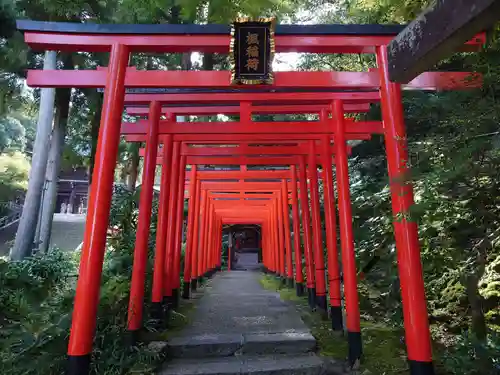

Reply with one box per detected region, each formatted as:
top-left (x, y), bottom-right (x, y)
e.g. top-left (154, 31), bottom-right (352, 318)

top-left (0, 185), bottom-right (167, 374)
top-left (439, 332), bottom-right (500, 375)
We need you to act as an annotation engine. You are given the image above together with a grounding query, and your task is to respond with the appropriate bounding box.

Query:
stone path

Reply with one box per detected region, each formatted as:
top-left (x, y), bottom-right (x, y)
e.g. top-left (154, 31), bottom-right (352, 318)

top-left (0, 214), bottom-right (86, 256)
top-left (160, 271), bottom-right (328, 375)
top-left (48, 214), bottom-right (86, 251)
top-left (233, 252), bottom-right (260, 271)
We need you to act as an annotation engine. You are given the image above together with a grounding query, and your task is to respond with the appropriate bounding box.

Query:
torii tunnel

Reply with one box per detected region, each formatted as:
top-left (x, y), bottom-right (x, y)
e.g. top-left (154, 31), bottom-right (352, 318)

top-left (17, 20), bottom-right (484, 375)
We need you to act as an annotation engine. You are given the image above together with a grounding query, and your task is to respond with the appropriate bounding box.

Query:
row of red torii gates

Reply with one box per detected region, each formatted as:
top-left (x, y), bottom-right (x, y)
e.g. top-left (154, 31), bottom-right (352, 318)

top-left (17, 20), bottom-right (484, 375)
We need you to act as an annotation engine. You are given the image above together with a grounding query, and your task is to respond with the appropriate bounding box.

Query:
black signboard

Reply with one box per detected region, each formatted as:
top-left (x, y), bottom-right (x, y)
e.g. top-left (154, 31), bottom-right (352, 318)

top-left (230, 17), bottom-right (275, 85)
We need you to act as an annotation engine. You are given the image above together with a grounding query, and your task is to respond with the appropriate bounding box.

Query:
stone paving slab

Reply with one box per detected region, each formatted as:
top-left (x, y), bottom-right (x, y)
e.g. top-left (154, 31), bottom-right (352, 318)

top-left (167, 331), bottom-right (316, 359)
top-left (168, 333), bottom-right (244, 358)
top-left (160, 271), bottom-right (327, 375)
top-left (159, 353), bottom-right (326, 375)
top-left (49, 214), bottom-right (86, 251)
top-left (178, 272), bottom-right (309, 337)
top-left (242, 332), bottom-right (316, 355)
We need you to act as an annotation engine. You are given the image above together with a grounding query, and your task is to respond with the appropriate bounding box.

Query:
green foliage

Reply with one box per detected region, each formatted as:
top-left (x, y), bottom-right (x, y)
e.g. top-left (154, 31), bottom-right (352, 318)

top-left (0, 186), bottom-right (167, 374)
top-left (0, 249), bottom-right (76, 374)
top-left (438, 332), bottom-right (500, 375)
top-left (260, 274), bottom-right (408, 374)
top-left (345, 0), bottom-right (432, 23)
top-left (0, 116), bottom-right (25, 152)
top-left (0, 151), bottom-right (30, 200)
top-left (290, 1), bottom-right (500, 373)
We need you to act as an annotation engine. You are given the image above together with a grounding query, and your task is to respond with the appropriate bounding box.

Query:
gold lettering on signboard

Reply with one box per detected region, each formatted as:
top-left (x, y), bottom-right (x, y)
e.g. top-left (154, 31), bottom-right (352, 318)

top-left (245, 32), bottom-right (260, 71)
top-left (245, 58), bottom-right (260, 71)
top-left (246, 32), bottom-right (259, 45)
top-left (246, 45), bottom-right (259, 58)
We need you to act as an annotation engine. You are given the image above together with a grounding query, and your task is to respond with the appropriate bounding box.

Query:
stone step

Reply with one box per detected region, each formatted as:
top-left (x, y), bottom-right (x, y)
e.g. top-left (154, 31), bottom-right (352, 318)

top-left (241, 332), bottom-right (316, 355)
top-left (167, 331), bottom-right (316, 359)
top-left (158, 353), bottom-right (326, 375)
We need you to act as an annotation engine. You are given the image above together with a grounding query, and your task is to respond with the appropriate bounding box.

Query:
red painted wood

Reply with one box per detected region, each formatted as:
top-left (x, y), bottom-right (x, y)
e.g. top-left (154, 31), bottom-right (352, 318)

top-left (127, 101), bottom-right (161, 331)
top-left (121, 120), bottom-right (383, 135)
top-left (125, 103), bottom-right (371, 115)
top-left (68, 44), bottom-right (129, 357)
top-left (124, 133), bottom-right (372, 142)
top-left (377, 46), bottom-right (433, 363)
top-left (151, 135), bottom-right (173, 303)
top-left (123, 91), bottom-right (381, 105)
top-left (27, 69), bottom-right (481, 90)
top-left (24, 31), bottom-right (485, 54)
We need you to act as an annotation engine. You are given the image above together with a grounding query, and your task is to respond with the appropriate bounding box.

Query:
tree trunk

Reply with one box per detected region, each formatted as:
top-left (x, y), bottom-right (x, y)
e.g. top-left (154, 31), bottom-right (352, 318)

top-left (127, 143), bottom-right (140, 191)
top-left (466, 275), bottom-right (487, 340)
top-left (88, 93), bottom-right (103, 186)
top-left (88, 93), bottom-right (103, 200)
top-left (465, 239), bottom-right (489, 342)
top-left (10, 51), bottom-right (57, 261)
top-left (37, 55), bottom-right (73, 253)
top-left (178, 53), bottom-right (192, 123)
top-left (0, 90), bottom-right (6, 116)
top-left (119, 165), bottom-right (128, 184)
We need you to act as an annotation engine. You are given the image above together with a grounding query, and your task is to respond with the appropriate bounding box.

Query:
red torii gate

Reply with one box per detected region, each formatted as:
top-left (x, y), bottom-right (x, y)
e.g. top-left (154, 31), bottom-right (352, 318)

top-left (17, 19), bottom-right (484, 375)
top-left (125, 121), bottom-right (360, 354)
top-left (131, 135), bottom-right (352, 319)
top-left (122, 86), bottom-right (480, 374)
top-left (123, 98), bottom-right (374, 339)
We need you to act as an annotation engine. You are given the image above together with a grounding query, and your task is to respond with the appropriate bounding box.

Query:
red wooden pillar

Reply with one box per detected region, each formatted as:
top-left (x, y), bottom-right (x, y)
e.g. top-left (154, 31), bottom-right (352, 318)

top-left (164, 141), bottom-right (181, 304)
top-left (228, 228), bottom-right (232, 271)
top-left (320, 134), bottom-right (343, 331)
top-left (213, 218), bottom-right (219, 270)
top-left (202, 203), bottom-right (209, 276)
top-left (215, 216), bottom-right (220, 271)
top-left (216, 219), bottom-right (222, 269)
top-left (182, 166), bottom-right (197, 299)
top-left (127, 101), bottom-right (161, 337)
top-left (290, 166), bottom-right (305, 296)
top-left (171, 155), bottom-right (187, 307)
top-left (376, 47), bottom-right (434, 375)
top-left (211, 208), bottom-right (217, 272)
top-left (332, 100), bottom-right (362, 365)
top-left (262, 221), bottom-right (268, 271)
top-left (205, 203), bottom-right (214, 275)
top-left (199, 190), bottom-right (209, 281)
top-left (308, 140), bottom-right (328, 314)
top-left (276, 197), bottom-right (286, 279)
top-left (206, 205), bottom-right (214, 274)
top-left (214, 214), bottom-right (219, 271)
top-left (266, 217), bottom-right (272, 272)
top-left (67, 43), bottom-right (129, 375)
top-left (268, 206), bottom-right (274, 273)
top-left (282, 179), bottom-right (294, 287)
top-left (268, 204), bottom-right (274, 272)
top-left (274, 200), bottom-right (280, 275)
top-left (190, 180), bottom-right (201, 291)
top-left (269, 203), bottom-right (276, 273)
top-left (264, 222), bottom-right (267, 268)
top-left (151, 134), bottom-right (173, 319)
top-left (197, 188), bottom-right (207, 283)
top-left (298, 156), bottom-right (316, 309)
top-left (264, 220), bottom-right (270, 269)
top-left (210, 211), bottom-right (216, 272)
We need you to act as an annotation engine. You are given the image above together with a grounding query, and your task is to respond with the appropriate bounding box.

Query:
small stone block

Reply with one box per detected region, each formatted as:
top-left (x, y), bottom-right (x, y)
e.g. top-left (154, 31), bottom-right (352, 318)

top-left (148, 341), bottom-right (169, 354)
top-left (168, 333), bottom-right (243, 358)
top-left (242, 331), bottom-right (316, 355)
